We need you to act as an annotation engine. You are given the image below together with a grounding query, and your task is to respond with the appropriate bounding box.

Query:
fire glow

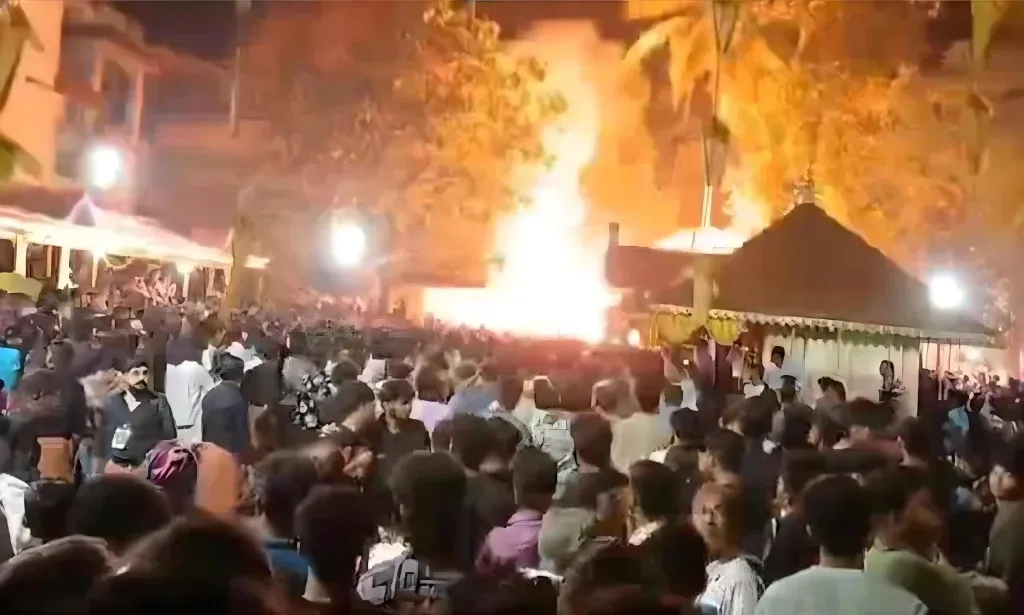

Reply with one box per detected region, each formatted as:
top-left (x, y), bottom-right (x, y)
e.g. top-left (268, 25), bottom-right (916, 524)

top-left (423, 25), bottom-right (616, 342)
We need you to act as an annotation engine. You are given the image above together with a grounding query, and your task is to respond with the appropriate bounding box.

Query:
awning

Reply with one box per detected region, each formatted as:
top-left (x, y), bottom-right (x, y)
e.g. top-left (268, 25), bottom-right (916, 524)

top-left (645, 304), bottom-right (995, 346)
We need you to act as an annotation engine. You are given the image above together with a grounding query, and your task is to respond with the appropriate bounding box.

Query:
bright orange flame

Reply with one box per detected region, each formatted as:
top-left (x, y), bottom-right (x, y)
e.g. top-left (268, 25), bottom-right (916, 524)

top-left (423, 37), bottom-right (615, 342)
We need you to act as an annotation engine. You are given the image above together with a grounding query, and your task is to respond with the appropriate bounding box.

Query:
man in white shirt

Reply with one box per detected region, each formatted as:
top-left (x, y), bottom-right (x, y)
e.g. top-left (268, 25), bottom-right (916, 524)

top-left (166, 356), bottom-right (215, 446)
top-left (755, 475), bottom-right (927, 615)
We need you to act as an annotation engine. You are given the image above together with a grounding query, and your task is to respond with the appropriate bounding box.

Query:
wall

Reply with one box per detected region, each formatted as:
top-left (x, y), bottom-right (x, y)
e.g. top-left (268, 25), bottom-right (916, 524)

top-left (0, 0), bottom-right (66, 185)
top-left (763, 328), bottom-right (920, 416)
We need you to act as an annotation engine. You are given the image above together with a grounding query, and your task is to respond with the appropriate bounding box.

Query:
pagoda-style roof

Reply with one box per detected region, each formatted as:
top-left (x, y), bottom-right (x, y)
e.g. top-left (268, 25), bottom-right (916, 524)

top-left (608, 203), bottom-right (991, 342)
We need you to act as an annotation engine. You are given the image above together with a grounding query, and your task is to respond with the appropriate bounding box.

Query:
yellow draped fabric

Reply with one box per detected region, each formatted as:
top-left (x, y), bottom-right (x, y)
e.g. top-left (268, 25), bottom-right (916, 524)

top-left (705, 318), bottom-right (744, 346)
top-left (647, 311), bottom-right (746, 347)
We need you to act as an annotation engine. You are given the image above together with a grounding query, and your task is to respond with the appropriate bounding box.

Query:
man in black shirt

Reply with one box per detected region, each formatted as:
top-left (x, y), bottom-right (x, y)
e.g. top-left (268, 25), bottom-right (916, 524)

top-left (201, 352), bottom-right (250, 460)
top-left (103, 361), bottom-right (177, 468)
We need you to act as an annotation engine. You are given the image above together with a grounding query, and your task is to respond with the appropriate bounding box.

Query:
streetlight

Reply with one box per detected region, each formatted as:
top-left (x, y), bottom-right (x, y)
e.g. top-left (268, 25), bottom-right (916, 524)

top-left (86, 144), bottom-right (124, 190)
top-left (929, 273), bottom-right (965, 310)
top-left (331, 220), bottom-right (368, 268)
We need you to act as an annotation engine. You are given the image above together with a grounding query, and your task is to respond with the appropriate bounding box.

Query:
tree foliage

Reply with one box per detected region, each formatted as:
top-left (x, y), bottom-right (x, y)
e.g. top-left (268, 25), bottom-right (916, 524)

top-left (225, 0), bottom-right (562, 310)
top-left (0, 3), bottom-right (39, 180)
top-left (622, 0), bottom-right (974, 257)
top-left (239, 0), bottom-right (562, 226)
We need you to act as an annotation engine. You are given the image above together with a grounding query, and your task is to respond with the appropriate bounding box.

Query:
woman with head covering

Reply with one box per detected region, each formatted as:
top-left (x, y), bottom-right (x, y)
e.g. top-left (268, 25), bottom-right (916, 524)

top-left (117, 440), bottom-right (242, 517)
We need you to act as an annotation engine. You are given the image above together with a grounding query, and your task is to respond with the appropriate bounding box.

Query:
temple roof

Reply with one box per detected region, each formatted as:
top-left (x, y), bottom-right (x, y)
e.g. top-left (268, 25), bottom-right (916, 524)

top-left (608, 203), bottom-right (990, 341)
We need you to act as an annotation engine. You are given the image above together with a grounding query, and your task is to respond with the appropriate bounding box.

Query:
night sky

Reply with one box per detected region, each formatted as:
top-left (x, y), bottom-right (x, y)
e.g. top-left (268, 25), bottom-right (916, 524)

top-left (113, 0), bottom-right (972, 60)
top-left (114, 0), bottom-right (239, 59)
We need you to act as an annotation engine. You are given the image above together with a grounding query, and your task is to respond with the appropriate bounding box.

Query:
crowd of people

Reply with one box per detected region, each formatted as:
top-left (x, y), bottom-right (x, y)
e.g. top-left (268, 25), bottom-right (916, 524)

top-left (0, 295), bottom-right (1021, 615)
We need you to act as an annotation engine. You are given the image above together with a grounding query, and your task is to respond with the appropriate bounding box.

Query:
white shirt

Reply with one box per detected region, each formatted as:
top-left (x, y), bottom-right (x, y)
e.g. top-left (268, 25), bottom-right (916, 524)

top-left (166, 360), bottom-right (215, 428)
top-left (411, 399), bottom-right (450, 434)
top-left (360, 358), bottom-right (387, 385)
top-left (0, 473), bottom-right (29, 554)
top-left (201, 345), bottom-right (216, 371)
top-left (743, 382), bottom-right (767, 399)
top-left (610, 412), bottom-right (672, 474)
top-left (754, 566), bottom-right (927, 615)
top-left (699, 557), bottom-right (762, 615)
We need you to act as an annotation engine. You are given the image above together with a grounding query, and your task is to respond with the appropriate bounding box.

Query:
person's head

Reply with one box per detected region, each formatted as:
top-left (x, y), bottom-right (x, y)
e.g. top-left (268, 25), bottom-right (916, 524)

top-left (770, 346), bottom-right (785, 368)
top-left (571, 411), bottom-right (614, 469)
top-left (667, 409), bottom-right (702, 449)
top-left (329, 358), bottom-right (361, 385)
top-left (864, 465), bottom-right (942, 556)
top-left (12, 369), bottom-right (63, 420)
top-left (432, 417), bottom-right (453, 453)
top-left (880, 360), bottom-right (895, 379)
top-left (211, 350), bottom-right (244, 383)
top-left (286, 329), bottom-right (310, 357)
top-left (87, 569), bottom-right (283, 615)
top-left (389, 451), bottom-right (467, 560)
top-left (776, 451), bottom-right (827, 515)
top-left (296, 486), bottom-right (378, 596)
top-left (698, 428), bottom-right (744, 479)
top-left (897, 416), bottom-right (937, 463)
top-left (449, 413), bottom-right (499, 471)
top-left (779, 375), bottom-right (798, 403)
top-left (690, 482), bottom-right (744, 557)
top-left (990, 432), bottom-right (1024, 500)
top-left (592, 379), bottom-right (623, 415)
top-left (319, 380), bottom-right (377, 430)
top-left (478, 360), bottom-right (500, 384)
top-left (488, 416), bottom-right (523, 466)
top-left (846, 398), bottom-right (893, 441)
top-left (818, 377), bottom-right (846, 403)
top-left (445, 569), bottom-right (557, 615)
top-left (746, 362), bottom-right (765, 384)
top-left (196, 316), bottom-right (226, 348)
top-left (779, 406), bottom-right (813, 450)
top-left (560, 541), bottom-right (654, 614)
top-left (662, 384), bottom-right (684, 410)
top-left (629, 460), bottom-right (678, 523)
top-left (385, 358), bottom-right (413, 381)
top-left (512, 447), bottom-right (558, 513)
top-left (803, 474), bottom-right (872, 561)
top-left (0, 536), bottom-right (114, 614)
top-left (378, 378), bottom-right (415, 421)
top-left (253, 451), bottom-right (320, 538)
top-left (69, 474), bottom-right (173, 554)
top-left (45, 339), bottom-right (74, 372)
top-left (722, 397), bottom-right (772, 441)
top-left (809, 414), bottom-right (846, 449)
top-left (415, 370), bottom-right (446, 403)
top-left (23, 479), bottom-right (77, 544)
top-left (498, 375), bottom-right (524, 411)
top-left (533, 377), bottom-right (561, 410)
top-left (642, 522), bottom-right (708, 603)
top-left (122, 515), bottom-right (273, 588)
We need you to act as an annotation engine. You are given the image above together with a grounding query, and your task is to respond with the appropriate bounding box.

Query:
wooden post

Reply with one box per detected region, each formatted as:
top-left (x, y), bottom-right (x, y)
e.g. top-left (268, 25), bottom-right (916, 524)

top-left (91, 254), bottom-right (100, 288)
top-left (57, 247), bottom-right (72, 290)
top-left (13, 234), bottom-right (27, 275)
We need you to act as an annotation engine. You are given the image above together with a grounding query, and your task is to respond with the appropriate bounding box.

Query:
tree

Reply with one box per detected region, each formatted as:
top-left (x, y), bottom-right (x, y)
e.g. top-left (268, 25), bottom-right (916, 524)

top-left (223, 0), bottom-right (563, 314)
top-left (621, 0), bottom-right (970, 259)
top-left (0, 3), bottom-right (39, 180)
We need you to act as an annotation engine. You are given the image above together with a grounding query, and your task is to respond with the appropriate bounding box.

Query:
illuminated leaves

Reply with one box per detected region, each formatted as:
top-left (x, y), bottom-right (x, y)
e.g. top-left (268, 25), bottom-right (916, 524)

top-left (624, 0), bottom-right (967, 256)
top-left (242, 0), bottom-right (559, 227)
